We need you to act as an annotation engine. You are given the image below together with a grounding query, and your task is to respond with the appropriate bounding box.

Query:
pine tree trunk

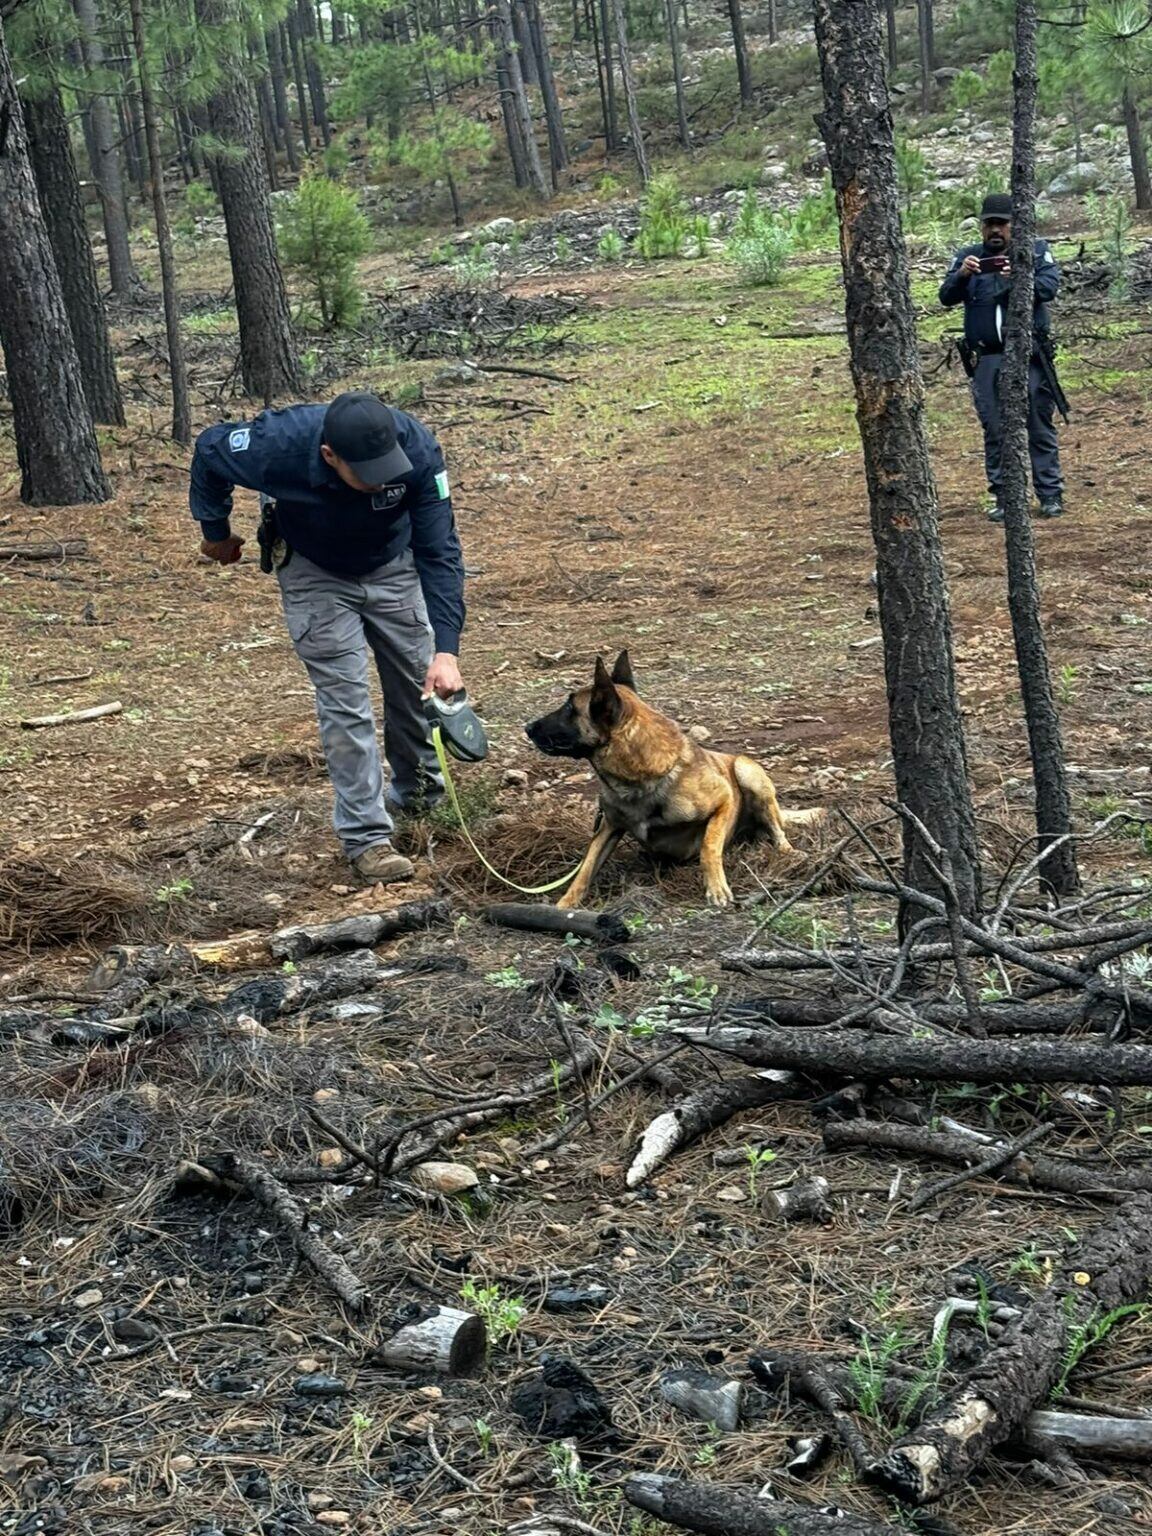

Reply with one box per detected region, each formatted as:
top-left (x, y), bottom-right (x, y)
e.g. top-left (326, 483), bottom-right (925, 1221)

top-left (197, 0), bottom-right (300, 402)
top-left (0, 24), bottom-right (110, 506)
top-left (72, 0), bottom-right (139, 296)
top-left (297, 0), bottom-right (331, 145)
top-left (255, 71), bottom-right (281, 189)
top-left (768, 0), bottom-right (778, 45)
top-left (917, 0), bottom-right (934, 109)
top-left (512, 0), bottom-right (538, 85)
top-left (813, 0), bottom-right (982, 925)
top-left (598, 0), bottom-right (619, 152)
top-left (493, 18), bottom-right (530, 187)
top-left (998, 0), bottom-right (1078, 897)
top-left (524, 0), bottom-right (568, 181)
top-left (284, 19), bottom-right (313, 155)
top-left (726, 0), bottom-right (754, 108)
top-left (495, 0), bottom-right (550, 199)
top-left (1122, 85), bottom-right (1152, 212)
top-left (117, 27), bottom-right (148, 192)
top-left (885, 0), bottom-right (898, 70)
top-left (22, 83), bottom-right (125, 427)
top-left (665, 0), bottom-right (690, 148)
top-left (128, 0), bottom-right (191, 445)
top-left (609, 0), bottom-right (649, 183)
top-left (265, 27), bottom-right (299, 170)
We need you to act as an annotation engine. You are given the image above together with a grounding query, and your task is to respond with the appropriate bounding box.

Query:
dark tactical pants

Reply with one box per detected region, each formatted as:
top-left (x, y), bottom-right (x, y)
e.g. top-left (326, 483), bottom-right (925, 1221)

top-left (277, 550), bottom-right (442, 859)
top-left (971, 351), bottom-right (1063, 501)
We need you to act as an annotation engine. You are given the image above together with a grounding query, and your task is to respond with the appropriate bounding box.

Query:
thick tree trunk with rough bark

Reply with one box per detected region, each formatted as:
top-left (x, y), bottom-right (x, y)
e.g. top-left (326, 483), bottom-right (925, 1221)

top-left (1000, 0), bottom-right (1078, 896)
top-left (609, 0), bottom-right (648, 182)
top-left (72, 0), bottom-right (138, 296)
top-left (726, 0), bottom-right (754, 106)
top-left (22, 82), bottom-right (125, 427)
top-left (813, 0), bottom-right (981, 926)
top-left (197, 0), bottom-right (300, 402)
top-left (128, 0), bottom-right (191, 444)
top-left (666, 0), bottom-right (690, 148)
top-left (495, 0), bottom-right (550, 199)
top-left (1123, 84), bottom-right (1152, 211)
top-left (524, 0), bottom-right (568, 182)
top-left (0, 24), bottom-right (110, 506)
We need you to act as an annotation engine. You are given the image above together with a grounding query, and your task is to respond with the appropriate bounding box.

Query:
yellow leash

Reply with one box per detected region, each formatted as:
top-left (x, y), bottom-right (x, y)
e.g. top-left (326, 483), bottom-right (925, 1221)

top-left (430, 724), bottom-right (582, 896)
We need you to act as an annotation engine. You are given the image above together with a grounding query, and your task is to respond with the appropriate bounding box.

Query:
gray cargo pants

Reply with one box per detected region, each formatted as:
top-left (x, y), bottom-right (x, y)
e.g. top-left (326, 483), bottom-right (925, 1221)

top-left (277, 549), bottom-right (442, 859)
top-left (971, 352), bottom-right (1063, 501)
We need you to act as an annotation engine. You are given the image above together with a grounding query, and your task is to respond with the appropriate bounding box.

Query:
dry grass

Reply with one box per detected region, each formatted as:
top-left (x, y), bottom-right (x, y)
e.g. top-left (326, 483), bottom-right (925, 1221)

top-left (0, 855), bottom-right (159, 953)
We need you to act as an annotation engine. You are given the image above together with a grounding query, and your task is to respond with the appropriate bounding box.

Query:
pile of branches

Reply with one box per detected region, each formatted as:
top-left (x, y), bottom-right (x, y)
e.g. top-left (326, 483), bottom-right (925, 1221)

top-left (377, 284), bottom-right (584, 359)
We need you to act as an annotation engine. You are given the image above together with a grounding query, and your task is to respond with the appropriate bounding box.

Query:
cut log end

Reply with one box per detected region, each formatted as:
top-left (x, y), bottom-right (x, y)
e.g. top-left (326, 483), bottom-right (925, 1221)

top-left (376, 1306), bottom-right (487, 1375)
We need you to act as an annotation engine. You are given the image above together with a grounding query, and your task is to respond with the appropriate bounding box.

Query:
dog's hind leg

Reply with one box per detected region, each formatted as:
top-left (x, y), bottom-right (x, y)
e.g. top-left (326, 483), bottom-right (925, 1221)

top-left (557, 820), bottom-right (623, 909)
top-left (733, 757), bottom-right (794, 854)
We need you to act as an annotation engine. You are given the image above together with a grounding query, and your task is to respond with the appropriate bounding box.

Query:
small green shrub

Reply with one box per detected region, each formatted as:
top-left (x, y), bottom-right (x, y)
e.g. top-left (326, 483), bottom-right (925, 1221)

top-left (277, 172), bottom-right (371, 329)
top-left (726, 191), bottom-right (794, 285)
top-left (790, 178), bottom-right (838, 250)
top-left (636, 172), bottom-right (689, 259)
top-left (597, 227), bottom-right (625, 262)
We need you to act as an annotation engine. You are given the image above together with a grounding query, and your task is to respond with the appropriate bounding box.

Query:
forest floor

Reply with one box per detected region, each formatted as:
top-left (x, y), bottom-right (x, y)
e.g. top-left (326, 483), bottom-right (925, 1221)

top-left (1, 222), bottom-right (1152, 1536)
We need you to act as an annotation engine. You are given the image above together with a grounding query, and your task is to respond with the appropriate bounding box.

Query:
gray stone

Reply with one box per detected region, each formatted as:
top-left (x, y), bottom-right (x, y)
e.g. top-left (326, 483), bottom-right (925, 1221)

top-left (1047, 161), bottom-right (1104, 196)
top-left (432, 363), bottom-right (482, 387)
top-left (475, 216), bottom-right (516, 244)
top-left (760, 161), bottom-right (788, 184)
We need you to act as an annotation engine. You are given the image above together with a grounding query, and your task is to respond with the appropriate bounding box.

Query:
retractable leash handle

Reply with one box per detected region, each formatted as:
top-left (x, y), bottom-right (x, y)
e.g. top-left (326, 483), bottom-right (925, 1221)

top-left (423, 691), bottom-right (581, 897)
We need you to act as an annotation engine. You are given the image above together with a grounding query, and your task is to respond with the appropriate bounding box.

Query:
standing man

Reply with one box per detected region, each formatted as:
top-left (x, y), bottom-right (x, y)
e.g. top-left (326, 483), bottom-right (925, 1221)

top-left (190, 391), bottom-right (466, 885)
top-left (940, 192), bottom-right (1065, 523)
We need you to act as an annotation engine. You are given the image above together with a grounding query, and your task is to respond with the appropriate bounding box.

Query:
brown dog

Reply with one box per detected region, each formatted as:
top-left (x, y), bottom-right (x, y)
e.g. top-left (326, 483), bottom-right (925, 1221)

top-left (525, 653), bottom-right (822, 908)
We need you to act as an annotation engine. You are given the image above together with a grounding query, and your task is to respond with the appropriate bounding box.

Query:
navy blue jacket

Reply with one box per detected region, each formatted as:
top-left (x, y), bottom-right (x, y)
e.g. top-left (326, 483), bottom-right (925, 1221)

top-left (189, 403), bottom-right (465, 654)
top-left (939, 239), bottom-right (1060, 352)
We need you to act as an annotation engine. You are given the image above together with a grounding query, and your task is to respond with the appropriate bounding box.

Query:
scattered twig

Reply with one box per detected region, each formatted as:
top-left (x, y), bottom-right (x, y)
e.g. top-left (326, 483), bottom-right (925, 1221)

top-left (906, 1123), bottom-right (1054, 1213)
top-left (20, 701), bottom-right (123, 730)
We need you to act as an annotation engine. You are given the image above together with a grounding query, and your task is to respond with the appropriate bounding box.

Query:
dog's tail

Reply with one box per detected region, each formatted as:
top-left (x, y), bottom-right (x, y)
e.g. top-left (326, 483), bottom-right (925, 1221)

top-left (781, 807), bottom-right (826, 826)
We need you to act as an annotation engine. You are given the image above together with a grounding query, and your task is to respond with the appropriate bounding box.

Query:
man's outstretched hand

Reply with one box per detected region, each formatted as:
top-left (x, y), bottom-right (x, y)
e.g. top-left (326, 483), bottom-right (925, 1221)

top-left (424, 652), bottom-right (464, 699)
top-left (201, 535), bottom-right (245, 565)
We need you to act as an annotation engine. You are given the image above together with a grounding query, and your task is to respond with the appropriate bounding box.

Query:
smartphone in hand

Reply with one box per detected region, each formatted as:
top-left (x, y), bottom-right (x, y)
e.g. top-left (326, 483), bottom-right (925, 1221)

top-left (979, 255), bottom-right (1009, 274)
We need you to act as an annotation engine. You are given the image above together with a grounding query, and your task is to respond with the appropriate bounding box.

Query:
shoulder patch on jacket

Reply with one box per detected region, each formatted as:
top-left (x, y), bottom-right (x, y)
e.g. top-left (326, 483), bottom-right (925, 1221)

top-left (434, 470), bottom-right (450, 500)
top-left (1042, 247), bottom-right (1055, 263)
top-left (229, 428), bottom-right (251, 452)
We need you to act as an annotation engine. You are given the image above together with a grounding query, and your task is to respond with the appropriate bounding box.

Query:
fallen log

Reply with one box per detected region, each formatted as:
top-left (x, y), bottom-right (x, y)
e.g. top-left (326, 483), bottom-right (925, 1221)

top-left (626, 1070), bottom-right (797, 1189)
top-left (0, 539), bottom-right (88, 560)
top-left (483, 902), bottom-right (632, 945)
top-left (1027, 1410), bottom-right (1152, 1460)
top-left (219, 1152), bottom-right (368, 1311)
top-left (624, 1475), bottom-right (897, 1536)
top-left (372, 1305), bottom-right (486, 1374)
top-left (675, 1024), bottom-right (1152, 1086)
top-left (269, 898), bottom-right (451, 961)
top-left (730, 996), bottom-right (1113, 1036)
top-left (20, 701), bottom-right (122, 730)
top-left (214, 950), bottom-right (385, 1023)
top-left (870, 1191), bottom-right (1152, 1504)
top-left (822, 1120), bottom-right (1152, 1201)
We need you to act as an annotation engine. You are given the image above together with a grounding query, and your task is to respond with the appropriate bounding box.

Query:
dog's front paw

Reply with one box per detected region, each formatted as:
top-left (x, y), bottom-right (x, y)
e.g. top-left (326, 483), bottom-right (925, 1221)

top-left (705, 879), bottom-right (734, 909)
top-left (556, 884), bottom-right (586, 909)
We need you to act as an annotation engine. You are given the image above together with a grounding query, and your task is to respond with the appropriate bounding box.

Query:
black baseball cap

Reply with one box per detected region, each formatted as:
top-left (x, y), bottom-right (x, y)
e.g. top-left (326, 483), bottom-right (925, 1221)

top-left (980, 192), bottom-right (1012, 222)
top-left (322, 391), bottom-right (412, 484)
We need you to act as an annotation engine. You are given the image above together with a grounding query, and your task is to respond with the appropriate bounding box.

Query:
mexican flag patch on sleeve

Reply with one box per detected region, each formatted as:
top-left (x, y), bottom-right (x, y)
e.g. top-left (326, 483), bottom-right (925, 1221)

top-left (435, 470), bottom-right (450, 501)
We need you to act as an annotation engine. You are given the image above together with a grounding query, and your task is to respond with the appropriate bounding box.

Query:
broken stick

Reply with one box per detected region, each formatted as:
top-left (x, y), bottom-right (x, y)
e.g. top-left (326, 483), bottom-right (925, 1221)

top-left (220, 1152), bottom-right (368, 1311)
top-left (270, 898), bottom-right (451, 961)
top-left (870, 1191), bottom-right (1152, 1504)
top-left (675, 1023), bottom-right (1152, 1086)
top-left (626, 1071), bottom-right (797, 1189)
top-left (20, 701), bottom-right (122, 730)
top-left (624, 1475), bottom-right (897, 1536)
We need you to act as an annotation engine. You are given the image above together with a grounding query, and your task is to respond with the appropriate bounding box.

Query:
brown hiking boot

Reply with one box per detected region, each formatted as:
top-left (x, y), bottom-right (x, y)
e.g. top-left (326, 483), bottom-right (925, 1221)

top-left (352, 845), bottom-right (415, 885)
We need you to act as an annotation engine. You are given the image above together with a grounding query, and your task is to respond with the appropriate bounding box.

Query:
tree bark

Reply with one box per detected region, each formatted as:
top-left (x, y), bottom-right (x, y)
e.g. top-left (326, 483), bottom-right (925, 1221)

top-left (511, 0), bottom-right (538, 84)
top-left (72, 0), bottom-right (139, 296)
top-left (265, 26), bottom-right (299, 170)
top-left (872, 1192), bottom-right (1152, 1504)
top-left (589, 0), bottom-right (618, 153)
top-left (823, 1118), bottom-right (1152, 1201)
top-left (625, 1476), bottom-right (895, 1536)
top-left (1000, 0), bottom-right (1078, 896)
top-left (609, 0), bottom-right (648, 183)
top-left (813, 0), bottom-right (981, 927)
top-left (627, 1071), bottom-right (797, 1188)
top-left (524, 0), bottom-right (568, 182)
top-left (22, 83), bottom-right (125, 426)
top-left (884, 0), bottom-right (897, 70)
top-left (494, 0), bottom-right (550, 199)
top-left (0, 26), bottom-right (110, 506)
top-left (197, 0), bottom-right (300, 403)
top-left (493, 15), bottom-right (530, 187)
top-left (270, 897), bottom-right (452, 961)
top-left (1122, 83), bottom-right (1152, 212)
top-left (296, 0), bottom-right (331, 144)
top-left (665, 0), bottom-right (690, 148)
top-left (726, 0), bottom-right (754, 106)
top-left (128, 0), bottom-right (191, 444)
top-left (676, 1021), bottom-right (1152, 1085)
top-left (767, 0), bottom-right (777, 45)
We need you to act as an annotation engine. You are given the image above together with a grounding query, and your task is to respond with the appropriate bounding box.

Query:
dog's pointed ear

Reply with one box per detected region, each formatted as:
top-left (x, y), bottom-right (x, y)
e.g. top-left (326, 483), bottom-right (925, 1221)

top-left (590, 656), bottom-right (624, 728)
top-left (611, 650), bottom-right (636, 692)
